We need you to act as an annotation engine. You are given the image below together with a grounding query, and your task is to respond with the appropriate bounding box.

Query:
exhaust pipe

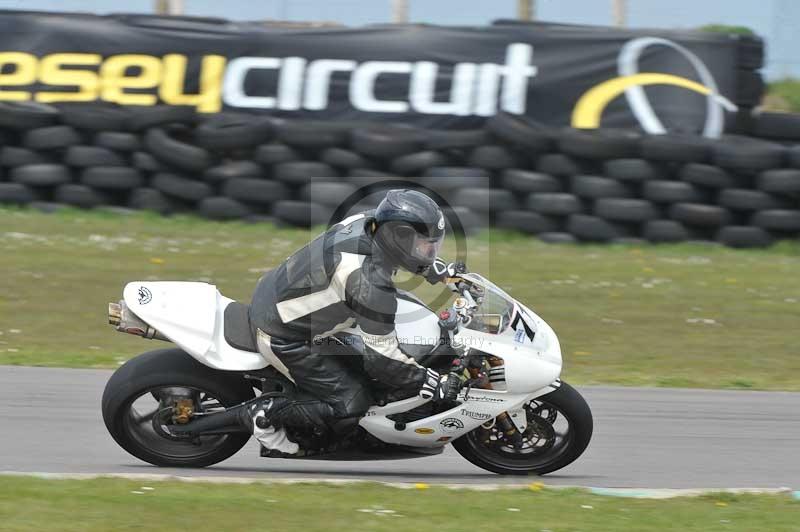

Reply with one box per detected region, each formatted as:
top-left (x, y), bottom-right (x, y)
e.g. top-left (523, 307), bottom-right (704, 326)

top-left (170, 400), bottom-right (256, 435)
top-left (170, 393), bottom-right (287, 436)
top-left (108, 300), bottom-right (169, 341)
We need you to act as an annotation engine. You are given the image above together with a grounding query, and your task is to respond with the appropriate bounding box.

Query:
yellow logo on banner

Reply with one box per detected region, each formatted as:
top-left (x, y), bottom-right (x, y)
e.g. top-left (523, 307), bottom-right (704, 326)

top-left (0, 52), bottom-right (226, 112)
top-left (571, 73), bottom-right (715, 129)
top-left (572, 36), bottom-right (738, 137)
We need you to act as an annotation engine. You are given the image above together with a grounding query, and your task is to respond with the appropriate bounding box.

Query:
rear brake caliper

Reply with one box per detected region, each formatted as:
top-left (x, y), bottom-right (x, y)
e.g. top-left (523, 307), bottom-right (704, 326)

top-left (157, 387), bottom-right (198, 426)
top-left (151, 390), bottom-right (198, 442)
top-left (172, 398), bottom-right (195, 424)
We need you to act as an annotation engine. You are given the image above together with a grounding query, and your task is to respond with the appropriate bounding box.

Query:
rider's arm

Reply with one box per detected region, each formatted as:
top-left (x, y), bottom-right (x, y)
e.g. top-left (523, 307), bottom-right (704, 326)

top-left (346, 271), bottom-right (430, 391)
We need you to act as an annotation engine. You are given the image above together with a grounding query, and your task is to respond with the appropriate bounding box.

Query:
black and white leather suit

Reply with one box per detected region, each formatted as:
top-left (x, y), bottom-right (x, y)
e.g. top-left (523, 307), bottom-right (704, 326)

top-left (248, 211), bottom-right (443, 433)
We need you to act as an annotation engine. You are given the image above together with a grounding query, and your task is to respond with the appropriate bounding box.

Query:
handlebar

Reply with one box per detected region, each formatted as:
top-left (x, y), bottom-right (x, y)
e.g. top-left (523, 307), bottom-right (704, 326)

top-left (461, 287), bottom-right (478, 309)
top-left (443, 275), bottom-right (481, 329)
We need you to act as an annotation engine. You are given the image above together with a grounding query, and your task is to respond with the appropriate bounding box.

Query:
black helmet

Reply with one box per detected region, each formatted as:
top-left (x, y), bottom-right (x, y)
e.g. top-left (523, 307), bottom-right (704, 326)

top-left (373, 189), bottom-right (445, 274)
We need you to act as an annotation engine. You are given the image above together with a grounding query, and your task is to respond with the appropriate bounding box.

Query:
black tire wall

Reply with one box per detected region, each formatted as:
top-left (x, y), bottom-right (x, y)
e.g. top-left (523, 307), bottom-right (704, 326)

top-left (0, 104), bottom-right (798, 249)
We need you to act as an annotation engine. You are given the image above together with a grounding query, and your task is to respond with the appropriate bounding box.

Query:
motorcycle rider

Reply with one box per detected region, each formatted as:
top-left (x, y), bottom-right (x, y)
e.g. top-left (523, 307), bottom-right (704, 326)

top-left (245, 189), bottom-right (465, 455)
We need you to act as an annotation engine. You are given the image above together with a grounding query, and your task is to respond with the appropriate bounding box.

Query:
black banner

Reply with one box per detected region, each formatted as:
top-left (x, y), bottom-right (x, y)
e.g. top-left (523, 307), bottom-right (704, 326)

top-left (0, 10), bottom-right (756, 135)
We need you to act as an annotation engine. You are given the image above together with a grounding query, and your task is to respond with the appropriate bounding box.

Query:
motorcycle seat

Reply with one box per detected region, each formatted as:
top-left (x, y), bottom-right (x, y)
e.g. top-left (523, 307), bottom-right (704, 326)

top-left (224, 302), bottom-right (258, 353)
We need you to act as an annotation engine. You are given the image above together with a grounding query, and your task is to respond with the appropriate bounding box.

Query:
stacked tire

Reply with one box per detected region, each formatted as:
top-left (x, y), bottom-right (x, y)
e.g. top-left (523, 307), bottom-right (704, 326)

top-left (0, 103), bottom-right (798, 248)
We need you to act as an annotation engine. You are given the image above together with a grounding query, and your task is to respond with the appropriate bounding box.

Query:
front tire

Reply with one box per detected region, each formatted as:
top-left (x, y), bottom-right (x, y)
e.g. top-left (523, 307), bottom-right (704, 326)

top-left (452, 381), bottom-right (593, 475)
top-left (102, 348), bottom-right (255, 468)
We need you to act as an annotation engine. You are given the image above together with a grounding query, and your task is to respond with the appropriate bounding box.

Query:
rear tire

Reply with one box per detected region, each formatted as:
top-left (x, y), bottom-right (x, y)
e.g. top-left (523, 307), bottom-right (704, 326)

top-left (102, 348), bottom-right (255, 468)
top-left (452, 382), bottom-right (592, 475)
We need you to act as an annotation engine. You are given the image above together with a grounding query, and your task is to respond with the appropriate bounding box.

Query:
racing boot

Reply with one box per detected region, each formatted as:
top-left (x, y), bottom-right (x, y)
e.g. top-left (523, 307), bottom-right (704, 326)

top-left (240, 394), bottom-right (300, 457)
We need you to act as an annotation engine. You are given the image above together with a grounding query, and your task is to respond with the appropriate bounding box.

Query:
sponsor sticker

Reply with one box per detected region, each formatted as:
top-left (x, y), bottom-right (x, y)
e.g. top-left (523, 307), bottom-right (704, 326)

top-left (440, 417), bottom-right (465, 433)
top-left (137, 286), bottom-right (152, 305)
top-left (514, 328), bottom-right (526, 344)
top-left (414, 428), bottom-right (435, 434)
top-left (464, 395), bottom-right (505, 404)
top-left (460, 409), bottom-right (492, 421)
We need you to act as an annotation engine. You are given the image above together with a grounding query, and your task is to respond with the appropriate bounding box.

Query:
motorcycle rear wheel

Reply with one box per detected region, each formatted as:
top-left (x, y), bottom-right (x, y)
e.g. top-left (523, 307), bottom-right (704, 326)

top-left (102, 348), bottom-right (255, 468)
top-left (452, 381), bottom-right (592, 475)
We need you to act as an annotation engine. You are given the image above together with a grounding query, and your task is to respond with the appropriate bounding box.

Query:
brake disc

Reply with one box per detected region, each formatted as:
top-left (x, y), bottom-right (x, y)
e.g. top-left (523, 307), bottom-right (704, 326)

top-left (527, 400), bottom-right (558, 424)
top-left (522, 415), bottom-right (556, 453)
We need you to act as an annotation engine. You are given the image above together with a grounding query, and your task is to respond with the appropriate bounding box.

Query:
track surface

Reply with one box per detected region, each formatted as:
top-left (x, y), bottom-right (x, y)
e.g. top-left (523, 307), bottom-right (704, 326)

top-left (1, 366), bottom-right (797, 488)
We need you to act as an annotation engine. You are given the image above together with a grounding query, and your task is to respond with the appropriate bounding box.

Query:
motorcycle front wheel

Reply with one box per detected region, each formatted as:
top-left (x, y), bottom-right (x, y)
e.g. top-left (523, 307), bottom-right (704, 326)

top-left (102, 348), bottom-right (255, 468)
top-left (452, 381), bottom-right (593, 475)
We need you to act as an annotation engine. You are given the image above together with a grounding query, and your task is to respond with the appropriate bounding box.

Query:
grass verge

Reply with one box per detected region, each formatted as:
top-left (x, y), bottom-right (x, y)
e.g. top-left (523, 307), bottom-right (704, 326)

top-left (1, 207), bottom-right (799, 390)
top-left (0, 476), bottom-right (797, 532)
top-left (765, 78), bottom-right (800, 113)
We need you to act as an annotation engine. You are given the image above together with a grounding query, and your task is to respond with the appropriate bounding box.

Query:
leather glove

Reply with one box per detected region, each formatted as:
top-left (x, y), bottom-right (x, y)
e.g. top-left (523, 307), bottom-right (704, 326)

top-left (419, 368), bottom-right (462, 403)
top-left (425, 259), bottom-right (467, 285)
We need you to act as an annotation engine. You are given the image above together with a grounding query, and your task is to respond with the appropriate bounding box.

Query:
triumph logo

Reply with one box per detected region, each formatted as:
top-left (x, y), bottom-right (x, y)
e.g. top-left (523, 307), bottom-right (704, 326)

top-left (223, 43), bottom-right (538, 116)
top-left (460, 409), bottom-right (492, 421)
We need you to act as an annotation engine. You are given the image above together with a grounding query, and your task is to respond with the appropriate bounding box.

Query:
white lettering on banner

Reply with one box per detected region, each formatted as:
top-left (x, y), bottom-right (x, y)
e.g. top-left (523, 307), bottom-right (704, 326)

top-left (501, 43), bottom-right (538, 114)
top-left (221, 43), bottom-right (537, 115)
top-left (304, 59), bottom-right (357, 110)
top-left (223, 57), bottom-right (280, 108)
top-left (350, 61), bottom-right (413, 113)
top-left (278, 57), bottom-right (306, 110)
top-left (410, 61), bottom-right (476, 116)
top-left (474, 63), bottom-right (501, 116)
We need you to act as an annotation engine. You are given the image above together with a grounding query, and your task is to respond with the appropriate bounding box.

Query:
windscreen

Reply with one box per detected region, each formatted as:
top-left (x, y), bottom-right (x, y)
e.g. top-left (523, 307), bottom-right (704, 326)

top-left (460, 274), bottom-right (516, 335)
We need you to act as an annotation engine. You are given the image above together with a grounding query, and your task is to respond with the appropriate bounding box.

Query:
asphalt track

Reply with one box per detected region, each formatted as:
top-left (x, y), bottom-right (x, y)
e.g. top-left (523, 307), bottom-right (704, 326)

top-left (1, 365), bottom-right (797, 489)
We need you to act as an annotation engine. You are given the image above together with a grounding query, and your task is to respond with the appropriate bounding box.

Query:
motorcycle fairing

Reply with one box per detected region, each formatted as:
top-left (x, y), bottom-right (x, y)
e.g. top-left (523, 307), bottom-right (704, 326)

top-left (123, 281), bottom-right (269, 371)
top-left (358, 274), bottom-right (563, 447)
top-left (358, 382), bottom-right (561, 447)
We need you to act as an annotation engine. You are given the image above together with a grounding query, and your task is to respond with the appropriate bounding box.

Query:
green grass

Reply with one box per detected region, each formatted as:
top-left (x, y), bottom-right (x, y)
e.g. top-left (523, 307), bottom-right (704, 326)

top-left (1, 207), bottom-right (800, 390)
top-left (699, 24), bottom-right (755, 36)
top-left (0, 476), bottom-right (797, 532)
top-left (765, 78), bottom-right (800, 114)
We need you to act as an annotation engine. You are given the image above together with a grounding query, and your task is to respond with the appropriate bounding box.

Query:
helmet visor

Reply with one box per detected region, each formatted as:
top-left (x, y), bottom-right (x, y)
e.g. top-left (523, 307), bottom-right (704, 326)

top-left (410, 233), bottom-right (443, 263)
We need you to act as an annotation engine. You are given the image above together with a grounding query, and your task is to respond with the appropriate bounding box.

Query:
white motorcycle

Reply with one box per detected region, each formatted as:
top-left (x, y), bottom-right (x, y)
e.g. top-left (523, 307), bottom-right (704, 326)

top-left (102, 273), bottom-right (592, 475)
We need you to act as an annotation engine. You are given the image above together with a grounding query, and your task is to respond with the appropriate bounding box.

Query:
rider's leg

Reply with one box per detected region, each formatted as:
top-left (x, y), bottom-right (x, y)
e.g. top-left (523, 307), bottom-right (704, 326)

top-left (251, 332), bottom-right (373, 439)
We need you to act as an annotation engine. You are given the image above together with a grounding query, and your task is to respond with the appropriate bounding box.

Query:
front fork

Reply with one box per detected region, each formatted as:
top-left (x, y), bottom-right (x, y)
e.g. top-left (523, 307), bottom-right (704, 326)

top-left (468, 357), bottom-right (526, 448)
